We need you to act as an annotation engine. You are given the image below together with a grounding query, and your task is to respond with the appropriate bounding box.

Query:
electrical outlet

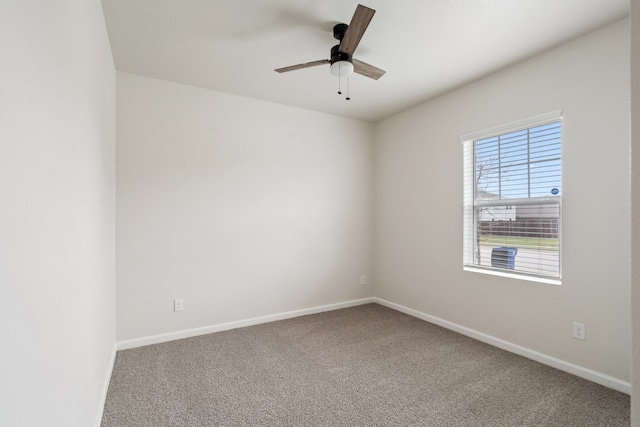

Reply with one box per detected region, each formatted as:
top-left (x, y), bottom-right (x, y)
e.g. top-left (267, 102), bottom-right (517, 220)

top-left (572, 322), bottom-right (585, 340)
top-left (360, 275), bottom-right (366, 285)
top-left (174, 298), bottom-right (184, 312)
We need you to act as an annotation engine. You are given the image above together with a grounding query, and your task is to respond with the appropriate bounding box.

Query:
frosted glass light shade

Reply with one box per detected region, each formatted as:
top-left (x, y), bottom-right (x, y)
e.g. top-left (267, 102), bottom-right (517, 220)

top-left (330, 61), bottom-right (354, 77)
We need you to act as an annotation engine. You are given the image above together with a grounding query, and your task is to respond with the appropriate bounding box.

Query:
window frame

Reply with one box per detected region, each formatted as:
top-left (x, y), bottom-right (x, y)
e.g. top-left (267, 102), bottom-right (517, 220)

top-left (461, 110), bottom-right (563, 285)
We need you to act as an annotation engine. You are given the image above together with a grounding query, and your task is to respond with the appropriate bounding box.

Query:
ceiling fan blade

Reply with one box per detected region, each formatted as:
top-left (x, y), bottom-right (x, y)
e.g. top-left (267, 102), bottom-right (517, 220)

top-left (275, 59), bottom-right (329, 73)
top-left (353, 59), bottom-right (385, 80)
top-left (339, 4), bottom-right (375, 56)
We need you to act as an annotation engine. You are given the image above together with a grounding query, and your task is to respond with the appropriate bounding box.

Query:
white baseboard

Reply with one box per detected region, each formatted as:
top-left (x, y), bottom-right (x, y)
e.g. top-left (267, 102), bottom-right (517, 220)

top-left (113, 296), bottom-right (630, 395)
top-left (95, 341), bottom-right (117, 427)
top-left (374, 297), bottom-right (631, 395)
top-left (117, 297), bottom-right (375, 351)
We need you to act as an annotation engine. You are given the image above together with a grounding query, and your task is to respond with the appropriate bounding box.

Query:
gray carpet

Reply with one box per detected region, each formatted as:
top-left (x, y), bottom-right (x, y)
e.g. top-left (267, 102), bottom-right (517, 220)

top-left (102, 304), bottom-right (630, 426)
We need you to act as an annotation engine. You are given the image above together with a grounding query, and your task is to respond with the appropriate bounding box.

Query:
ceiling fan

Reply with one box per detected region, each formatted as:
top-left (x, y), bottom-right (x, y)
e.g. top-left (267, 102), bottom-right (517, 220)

top-left (275, 4), bottom-right (386, 82)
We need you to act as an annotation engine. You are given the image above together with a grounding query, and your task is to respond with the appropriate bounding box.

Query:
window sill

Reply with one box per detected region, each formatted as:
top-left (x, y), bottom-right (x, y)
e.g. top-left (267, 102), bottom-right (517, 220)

top-left (463, 265), bottom-right (561, 286)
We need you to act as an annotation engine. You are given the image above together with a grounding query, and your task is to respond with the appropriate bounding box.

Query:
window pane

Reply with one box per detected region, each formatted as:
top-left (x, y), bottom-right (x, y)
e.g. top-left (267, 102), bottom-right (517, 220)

top-left (530, 159), bottom-right (561, 197)
top-left (474, 122), bottom-right (561, 201)
top-left (475, 203), bottom-right (560, 277)
top-left (501, 163), bottom-right (529, 199)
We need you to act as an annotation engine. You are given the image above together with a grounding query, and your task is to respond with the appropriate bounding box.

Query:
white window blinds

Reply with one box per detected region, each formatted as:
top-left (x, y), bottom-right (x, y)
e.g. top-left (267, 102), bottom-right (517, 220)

top-left (463, 113), bottom-right (562, 282)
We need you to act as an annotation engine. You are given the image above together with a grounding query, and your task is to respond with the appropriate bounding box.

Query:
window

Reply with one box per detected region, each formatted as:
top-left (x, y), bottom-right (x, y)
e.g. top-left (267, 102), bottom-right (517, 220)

top-left (462, 111), bottom-right (562, 283)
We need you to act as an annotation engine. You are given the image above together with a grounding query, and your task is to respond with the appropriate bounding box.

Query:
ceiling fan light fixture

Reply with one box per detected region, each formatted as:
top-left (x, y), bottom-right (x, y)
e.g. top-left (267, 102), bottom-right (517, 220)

top-left (330, 60), bottom-right (354, 77)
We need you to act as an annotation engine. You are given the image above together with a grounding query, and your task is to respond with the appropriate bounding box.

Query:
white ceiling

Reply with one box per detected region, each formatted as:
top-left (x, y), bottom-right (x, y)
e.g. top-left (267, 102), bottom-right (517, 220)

top-left (101, 0), bottom-right (629, 123)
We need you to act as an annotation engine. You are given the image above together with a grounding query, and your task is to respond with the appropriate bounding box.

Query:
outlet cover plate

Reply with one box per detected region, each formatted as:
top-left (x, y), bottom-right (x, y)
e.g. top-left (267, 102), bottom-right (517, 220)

top-left (572, 322), bottom-right (585, 340)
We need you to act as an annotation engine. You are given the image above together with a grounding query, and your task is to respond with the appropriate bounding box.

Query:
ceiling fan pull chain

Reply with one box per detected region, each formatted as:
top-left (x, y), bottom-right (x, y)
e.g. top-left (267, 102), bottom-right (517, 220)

top-left (346, 77), bottom-right (350, 101)
top-left (337, 63), bottom-right (342, 95)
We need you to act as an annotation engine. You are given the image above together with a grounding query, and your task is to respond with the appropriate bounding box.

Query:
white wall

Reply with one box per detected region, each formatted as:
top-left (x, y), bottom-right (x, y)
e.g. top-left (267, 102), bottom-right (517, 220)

top-left (0, 1), bottom-right (116, 426)
top-left (374, 20), bottom-right (630, 383)
top-left (116, 73), bottom-right (373, 341)
top-left (630, 0), bottom-right (640, 423)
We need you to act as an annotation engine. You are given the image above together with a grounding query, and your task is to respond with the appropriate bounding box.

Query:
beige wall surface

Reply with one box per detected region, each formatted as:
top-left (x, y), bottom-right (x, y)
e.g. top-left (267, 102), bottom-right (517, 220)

top-left (631, 0), bottom-right (639, 423)
top-left (116, 73), bottom-right (374, 341)
top-left (374, 20), bottom-right (631, 383)
top-left (0, 1), bottom-right (116, 426)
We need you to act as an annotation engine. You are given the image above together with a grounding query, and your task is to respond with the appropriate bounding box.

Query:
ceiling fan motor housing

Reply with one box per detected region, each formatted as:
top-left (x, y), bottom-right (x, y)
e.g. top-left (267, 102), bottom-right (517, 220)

top-left (330, 44), bottom-right (352, 65)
